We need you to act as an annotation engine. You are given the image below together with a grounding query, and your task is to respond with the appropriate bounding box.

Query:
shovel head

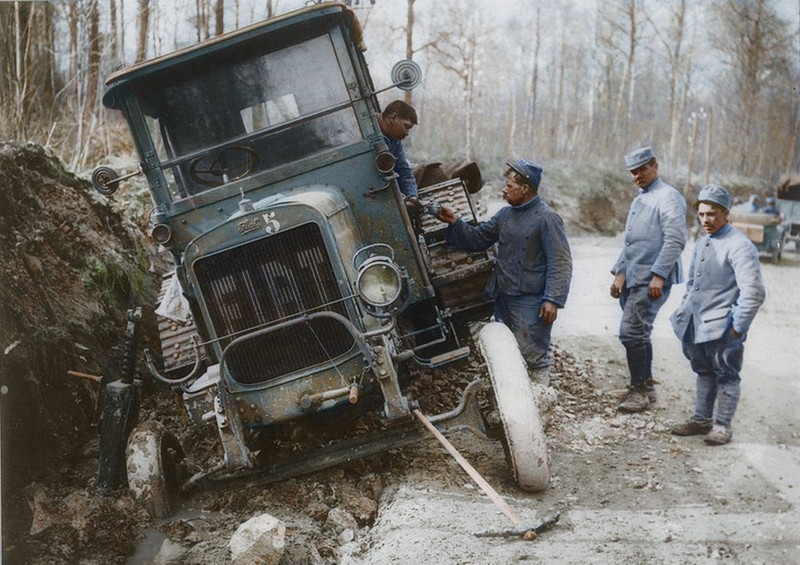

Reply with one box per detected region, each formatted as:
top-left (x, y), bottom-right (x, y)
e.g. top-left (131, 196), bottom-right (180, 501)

top-left (97, 380), bottom-right (139, 489)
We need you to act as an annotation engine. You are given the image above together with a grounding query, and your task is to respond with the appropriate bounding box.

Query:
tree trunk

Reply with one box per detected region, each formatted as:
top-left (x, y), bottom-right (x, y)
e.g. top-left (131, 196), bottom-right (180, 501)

top-left (136, 0), bottom-right (150, 63)
top-left (404, 0), bottom-right (415, 106)
top-left (553, 22), bottom-right (566, 155)
top-left (525, 5), bottom-right (541, 148)
top-left (215, 0), bottom-right (224, 36)
top-left (82, 0), bottom-right (100, 128)
top-left (69, 0), bottom-right (78, 97)
top-left (665, 0), bottom-right (687, 164)
top-left (110, 0), bottom-right (118, 64)
top-left (612, 0), bottom-right (637, 145)
top-left (786, 117), bottom-right (800, 176)
top-left (120, 0), bottom-right (126, 66)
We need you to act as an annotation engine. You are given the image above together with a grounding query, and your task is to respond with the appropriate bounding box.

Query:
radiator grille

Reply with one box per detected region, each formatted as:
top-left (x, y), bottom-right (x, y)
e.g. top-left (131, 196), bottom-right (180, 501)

top-left (194, 222), bottom-right (355, 384)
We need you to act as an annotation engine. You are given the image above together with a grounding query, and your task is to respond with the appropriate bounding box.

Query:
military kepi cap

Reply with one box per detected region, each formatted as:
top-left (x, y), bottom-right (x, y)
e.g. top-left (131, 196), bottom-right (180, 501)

top-left (624, 146), bottom-right (655, 170)
top-left (697, 184), bottom-right (733, 211)
top-left (506, 159), bottom-right (542, 188)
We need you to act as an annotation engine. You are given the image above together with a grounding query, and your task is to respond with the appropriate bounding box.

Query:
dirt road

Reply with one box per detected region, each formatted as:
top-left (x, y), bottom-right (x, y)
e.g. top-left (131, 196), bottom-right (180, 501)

top-left (18, 234), bottom-right (798, 564)
top-left (340, 235), bottom-right (800, 564)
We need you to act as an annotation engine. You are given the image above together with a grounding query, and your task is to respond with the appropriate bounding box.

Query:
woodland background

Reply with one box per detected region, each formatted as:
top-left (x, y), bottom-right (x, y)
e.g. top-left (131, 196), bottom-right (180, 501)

top-left (0, 0), bottom-right (798, 189)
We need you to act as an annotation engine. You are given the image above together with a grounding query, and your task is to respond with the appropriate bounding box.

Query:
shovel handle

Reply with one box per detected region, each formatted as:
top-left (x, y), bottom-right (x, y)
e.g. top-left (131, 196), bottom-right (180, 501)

top-left (413, 409), bottom-right (525, 528)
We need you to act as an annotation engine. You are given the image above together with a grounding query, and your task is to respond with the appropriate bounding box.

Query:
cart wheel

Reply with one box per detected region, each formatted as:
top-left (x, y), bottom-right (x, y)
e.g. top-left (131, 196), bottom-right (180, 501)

top-left (478, 322), bottom-right (549, 491)
top-left (126, 421), bottom-right (186, 518)
top-left (771, 245), bottom-right (781, 264)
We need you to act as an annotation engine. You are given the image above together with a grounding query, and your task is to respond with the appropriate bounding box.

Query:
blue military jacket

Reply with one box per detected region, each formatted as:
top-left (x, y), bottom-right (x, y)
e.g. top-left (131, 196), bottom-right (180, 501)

top-left (670, 223), bottom-right (765, 344)
top-left (612, 178), bottom-right (687, 287)
top-left (445, 196), bottom-right (572, 307)
top-left (383, 135), bottom-right (418, 198)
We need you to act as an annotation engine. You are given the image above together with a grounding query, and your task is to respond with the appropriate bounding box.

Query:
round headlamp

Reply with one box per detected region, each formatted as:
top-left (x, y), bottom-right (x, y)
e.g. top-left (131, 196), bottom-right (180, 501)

top-left (357, 258), bottom-right (403, 308)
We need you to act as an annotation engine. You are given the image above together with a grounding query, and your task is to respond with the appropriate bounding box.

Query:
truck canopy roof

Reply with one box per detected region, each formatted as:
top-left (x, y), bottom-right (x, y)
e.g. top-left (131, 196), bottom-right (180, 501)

top-left (777, 174), bottom-right (800, 201)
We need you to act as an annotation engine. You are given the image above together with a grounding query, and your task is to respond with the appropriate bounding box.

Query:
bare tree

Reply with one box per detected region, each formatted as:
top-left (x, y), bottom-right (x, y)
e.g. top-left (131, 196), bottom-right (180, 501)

top-left (82, 0), bottom-right (100, 128)
top-left (136, 0), bottom-right (150, 62)
top-left (120, 0), bottom-right (126, 66)
top-left (215, 0), bottom-right (224, 35)
top-left (711, 0), bottom-right (795, 176)
top-left (522, 4), bottom-right (541, 150)
top-left (403, 0), bottom-right (416, 105)
top-left (193, 0), bottom-right (214, 42)
top-left (648, 0), bottom-right (694, 164)
top-left (0, 0), bottom-right (796, 182)
top-left (377, 0), bottom-right (421, 107)
top-left (425, 0), bottom-right (489, 160)
top-left (0, 1), bottom-right (56, 140)
top-left (69, 0), bottom-right (78, 97)
top-left (110, 0), bottom-right (119, 64)
top-left (551, 17), bottom-right (568, 155)
top-left (594, 0), bottom-right (649, 156)
top-left (616, 0), bottom-right (641, 144)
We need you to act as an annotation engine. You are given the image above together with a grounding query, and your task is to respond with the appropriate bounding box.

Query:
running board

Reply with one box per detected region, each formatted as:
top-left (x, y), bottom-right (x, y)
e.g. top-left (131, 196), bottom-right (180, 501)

top-left (414, 346), bottom-right (471, 368)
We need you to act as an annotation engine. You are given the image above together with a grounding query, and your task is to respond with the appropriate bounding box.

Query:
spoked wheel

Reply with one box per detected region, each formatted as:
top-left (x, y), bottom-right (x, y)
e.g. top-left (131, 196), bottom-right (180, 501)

top-left (478, 322), bottom-right (549, 491)
top-left (126, 420), bottom-right (187, 518)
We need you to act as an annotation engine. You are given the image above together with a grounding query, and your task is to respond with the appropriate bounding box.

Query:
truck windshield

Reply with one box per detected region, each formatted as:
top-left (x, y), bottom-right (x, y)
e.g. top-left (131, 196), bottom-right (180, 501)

top-left (136, 31), bottom-right (361, 199)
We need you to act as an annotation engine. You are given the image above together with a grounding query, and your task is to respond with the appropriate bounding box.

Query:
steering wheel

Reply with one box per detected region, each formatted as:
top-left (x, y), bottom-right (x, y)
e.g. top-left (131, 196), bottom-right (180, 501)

top-left (188, 145), bottom-right (259, 187)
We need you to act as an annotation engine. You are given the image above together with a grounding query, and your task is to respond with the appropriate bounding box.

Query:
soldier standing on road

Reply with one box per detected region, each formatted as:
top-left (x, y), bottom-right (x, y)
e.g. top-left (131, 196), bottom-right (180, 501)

top-left (378, 100), bottom-right (419, 199)
top-left (670, 184), bottom-right (765, 445)
top-left (435, 159), bottom-right (572, 384)
top-left (611, 147), bottom-right (687, 412)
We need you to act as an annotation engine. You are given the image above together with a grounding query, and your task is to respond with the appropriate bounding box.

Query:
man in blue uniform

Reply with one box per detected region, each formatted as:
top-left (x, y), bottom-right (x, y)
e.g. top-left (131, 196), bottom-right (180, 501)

top-left (378, 100), bottom-right (419, 198)
top-left (611, 147), bottom-right (687, 412)
top-left (670, 184), bottom-right (765, 445)
top-left (435, 159), bottom-right (572, 384)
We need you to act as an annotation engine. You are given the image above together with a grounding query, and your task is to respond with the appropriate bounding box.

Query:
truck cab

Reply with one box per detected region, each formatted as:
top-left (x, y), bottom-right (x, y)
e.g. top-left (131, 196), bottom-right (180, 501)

top-left (96, 2), bottom-right (494, 478)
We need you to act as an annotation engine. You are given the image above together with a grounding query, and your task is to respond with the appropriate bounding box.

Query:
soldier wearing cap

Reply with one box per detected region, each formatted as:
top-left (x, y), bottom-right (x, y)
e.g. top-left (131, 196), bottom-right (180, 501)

top-left (669, 184), bottom-right (765, 445)
top-left (611, 146), bottom-right (687, 412)
top-left (435, 159), bottom-right (572, 383)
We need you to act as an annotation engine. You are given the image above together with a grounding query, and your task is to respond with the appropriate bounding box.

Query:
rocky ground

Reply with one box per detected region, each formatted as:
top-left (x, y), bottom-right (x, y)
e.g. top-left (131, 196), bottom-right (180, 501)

top-left (336, 238), bottom-right (800, 564)
top-left (2, 144), bottom-right (798, 564)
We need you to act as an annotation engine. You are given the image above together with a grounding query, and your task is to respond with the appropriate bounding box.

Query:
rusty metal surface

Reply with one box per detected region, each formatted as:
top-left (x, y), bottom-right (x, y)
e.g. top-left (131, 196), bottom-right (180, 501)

top-left (155, 272), bottom-right (204, 374)
top-left (417, 179), bottom-right (494, 315)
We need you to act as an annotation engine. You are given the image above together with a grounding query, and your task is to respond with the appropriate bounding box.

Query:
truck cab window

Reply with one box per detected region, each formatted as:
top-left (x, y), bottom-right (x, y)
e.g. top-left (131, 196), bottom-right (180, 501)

top-left (136, 33), bottom-right (361, 199)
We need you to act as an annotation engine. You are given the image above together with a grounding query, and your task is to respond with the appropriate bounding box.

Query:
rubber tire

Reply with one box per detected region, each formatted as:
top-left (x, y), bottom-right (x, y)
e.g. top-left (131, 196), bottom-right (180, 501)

top-left (126, 421), bottom-right (185, 518)
top-left (478, 322), bottom-right (549, 491)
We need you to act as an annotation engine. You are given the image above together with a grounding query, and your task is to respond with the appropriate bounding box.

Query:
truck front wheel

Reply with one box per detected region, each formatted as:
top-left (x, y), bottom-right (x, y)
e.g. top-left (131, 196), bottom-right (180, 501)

top-left (478, 322), bottom-right (549, 491)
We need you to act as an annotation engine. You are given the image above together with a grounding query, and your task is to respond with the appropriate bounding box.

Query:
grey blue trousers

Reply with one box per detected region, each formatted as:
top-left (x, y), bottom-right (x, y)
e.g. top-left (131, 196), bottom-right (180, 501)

top-left (493, 293), bottom-right (553, 370)
top-left (681, 322), bottom-right (744, 426)
top-left (618, 284), bottom-right (671, 388)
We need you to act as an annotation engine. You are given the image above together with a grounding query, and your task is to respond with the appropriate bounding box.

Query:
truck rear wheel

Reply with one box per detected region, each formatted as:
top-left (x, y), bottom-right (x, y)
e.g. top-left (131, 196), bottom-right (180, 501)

top-left (478, 322), bottom-right (549, 491)
top-left (126, 421), bottom-right (186, 518)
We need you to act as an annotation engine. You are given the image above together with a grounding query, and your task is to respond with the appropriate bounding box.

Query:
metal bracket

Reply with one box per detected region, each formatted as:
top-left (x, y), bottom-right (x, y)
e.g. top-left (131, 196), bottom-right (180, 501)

top-left (364, 176), bottom-right (396, 198)
top-left (371, 341), bottom-right (409, 420)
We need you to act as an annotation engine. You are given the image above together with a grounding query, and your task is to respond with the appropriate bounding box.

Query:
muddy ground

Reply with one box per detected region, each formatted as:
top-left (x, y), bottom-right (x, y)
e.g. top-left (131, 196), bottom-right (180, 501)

top-left (1, 144), bottom-right (798, 563)
top-left (337, 237), bottom-right (800, 564)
